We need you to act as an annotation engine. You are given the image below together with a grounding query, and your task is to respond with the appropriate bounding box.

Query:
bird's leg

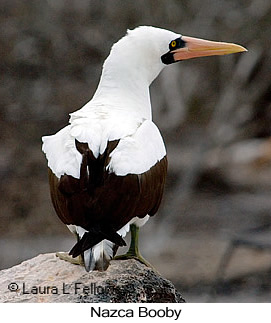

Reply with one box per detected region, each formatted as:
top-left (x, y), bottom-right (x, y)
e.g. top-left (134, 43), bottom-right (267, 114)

top-left (56, 233), bottom-right (84, 266)
top-left (113, 224), bottom-right (153, 268)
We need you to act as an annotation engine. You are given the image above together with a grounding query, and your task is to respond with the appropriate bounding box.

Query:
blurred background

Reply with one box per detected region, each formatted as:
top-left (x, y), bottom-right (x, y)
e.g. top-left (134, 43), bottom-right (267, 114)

top-left (1, 0), bottom-right (271, 302)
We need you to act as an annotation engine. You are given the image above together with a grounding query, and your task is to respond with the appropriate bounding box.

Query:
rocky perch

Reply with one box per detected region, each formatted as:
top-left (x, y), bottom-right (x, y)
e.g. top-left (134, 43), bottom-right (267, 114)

top-left (0, 253), bottom-right (185, 303)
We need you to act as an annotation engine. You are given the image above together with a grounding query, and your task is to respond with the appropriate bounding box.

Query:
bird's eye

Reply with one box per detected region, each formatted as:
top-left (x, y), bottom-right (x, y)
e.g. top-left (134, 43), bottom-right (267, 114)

top-left (171, 40), bottom-right (177, 48)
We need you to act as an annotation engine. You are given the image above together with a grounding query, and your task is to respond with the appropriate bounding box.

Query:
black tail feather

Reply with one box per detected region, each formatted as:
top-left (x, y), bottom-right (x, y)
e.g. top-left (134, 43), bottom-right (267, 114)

top-left (69, 232), bottom-right (100, 258)
top-left (69, 226), bottom-right (126, 258)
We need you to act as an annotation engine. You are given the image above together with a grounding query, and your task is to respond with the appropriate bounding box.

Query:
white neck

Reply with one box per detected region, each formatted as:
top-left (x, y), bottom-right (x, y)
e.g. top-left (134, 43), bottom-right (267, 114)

top-left (90, 30), bottom-right (169, 120)
top-left (92, 61), bottom-right (153, 120)
top-left (91, 49), bottom-right (161, 120)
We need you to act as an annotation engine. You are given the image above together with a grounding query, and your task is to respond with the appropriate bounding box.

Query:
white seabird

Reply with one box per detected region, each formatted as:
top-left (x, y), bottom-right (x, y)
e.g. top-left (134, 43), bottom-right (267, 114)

top-left (42, 26), bottom-right (247, 271)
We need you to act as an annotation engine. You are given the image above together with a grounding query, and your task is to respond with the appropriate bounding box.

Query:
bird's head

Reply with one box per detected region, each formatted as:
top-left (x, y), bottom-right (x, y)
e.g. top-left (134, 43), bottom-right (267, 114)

top-left (93, 26), bottom-right (247, 114)
top-left (104, 26), bottom-right (247, 86)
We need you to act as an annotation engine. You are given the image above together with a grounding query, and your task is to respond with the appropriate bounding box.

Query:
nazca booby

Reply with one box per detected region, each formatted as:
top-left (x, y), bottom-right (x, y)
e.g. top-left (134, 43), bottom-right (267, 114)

top-left (42, 26), bottom-right (246, 272)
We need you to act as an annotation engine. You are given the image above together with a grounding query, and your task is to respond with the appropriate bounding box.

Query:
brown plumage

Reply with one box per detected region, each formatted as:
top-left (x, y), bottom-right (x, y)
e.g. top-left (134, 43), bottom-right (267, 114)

top-left (48, 139), bottom-right (167, 258)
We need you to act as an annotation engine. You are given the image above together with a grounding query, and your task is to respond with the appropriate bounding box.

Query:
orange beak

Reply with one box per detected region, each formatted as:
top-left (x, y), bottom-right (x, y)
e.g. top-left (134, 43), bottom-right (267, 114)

top-left (173, 36), bottom-right (247, 61)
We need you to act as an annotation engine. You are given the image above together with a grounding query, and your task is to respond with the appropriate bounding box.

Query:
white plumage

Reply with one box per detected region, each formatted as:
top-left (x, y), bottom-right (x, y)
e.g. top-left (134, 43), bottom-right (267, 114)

top-left (43, 26), bottom-right (175, 178)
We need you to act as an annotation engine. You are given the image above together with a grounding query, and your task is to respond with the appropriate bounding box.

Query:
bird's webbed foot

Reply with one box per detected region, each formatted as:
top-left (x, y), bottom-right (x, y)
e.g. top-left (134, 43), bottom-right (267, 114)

top-left (56, 252), bottom-right (84, 266)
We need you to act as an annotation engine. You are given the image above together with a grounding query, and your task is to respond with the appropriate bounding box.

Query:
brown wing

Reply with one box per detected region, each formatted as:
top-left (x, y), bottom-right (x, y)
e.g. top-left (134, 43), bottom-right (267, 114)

top-left (48, 139), bottom-right (167, 256)
top-left (136, 155), bottom-right (168, 217)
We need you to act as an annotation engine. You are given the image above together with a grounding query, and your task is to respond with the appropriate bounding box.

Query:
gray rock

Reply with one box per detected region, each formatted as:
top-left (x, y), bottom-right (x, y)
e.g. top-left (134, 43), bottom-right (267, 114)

top-left (0, 253), bottom-right (185, 303)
